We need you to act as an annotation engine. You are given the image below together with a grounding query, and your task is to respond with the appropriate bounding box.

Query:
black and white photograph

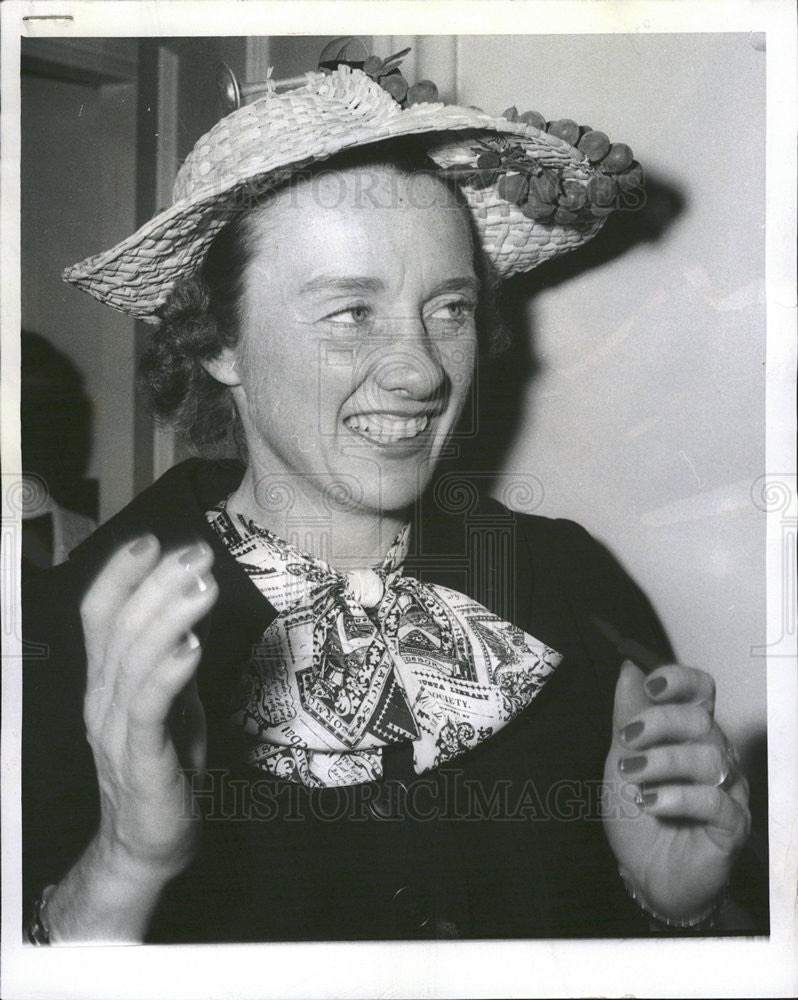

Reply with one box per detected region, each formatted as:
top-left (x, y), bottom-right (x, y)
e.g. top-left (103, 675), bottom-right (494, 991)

top-left (1, 2), bottom-right (796, 998)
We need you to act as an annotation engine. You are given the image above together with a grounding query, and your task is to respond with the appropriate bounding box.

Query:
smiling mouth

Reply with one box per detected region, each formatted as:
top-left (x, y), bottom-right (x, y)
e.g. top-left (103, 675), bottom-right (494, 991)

top-left (344, 412), bottom-right (431, 445)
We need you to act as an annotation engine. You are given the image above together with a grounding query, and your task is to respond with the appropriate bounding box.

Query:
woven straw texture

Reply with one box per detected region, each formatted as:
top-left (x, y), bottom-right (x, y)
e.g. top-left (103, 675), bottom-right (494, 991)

top-left (63, 66), bottom-right (606, 322)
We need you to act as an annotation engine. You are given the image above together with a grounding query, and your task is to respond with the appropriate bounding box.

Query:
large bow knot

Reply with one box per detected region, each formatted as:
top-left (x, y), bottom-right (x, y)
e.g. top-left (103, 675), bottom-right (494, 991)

top-left (207, 505), bottom-right (562, 788)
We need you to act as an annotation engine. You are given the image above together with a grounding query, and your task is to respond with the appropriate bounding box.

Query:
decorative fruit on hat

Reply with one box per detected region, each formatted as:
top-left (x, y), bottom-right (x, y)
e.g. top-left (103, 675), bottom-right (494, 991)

top-left (317, 36), bottom-right (371, 71)
top-left (577, 129), bottom-right (611, 163)
top-left (617, 161), bottom-right (644, 192)
top-left (63, 38), bottom-right (646, 322)
top-left (316, 39), bottom-right (643, 224)
top-left (436, 121), bottom-right (640, 229)
top-left (321, 38), bottom-right (439, 108)
top-left (517, 110), bottom-right (546, 130)
top-left (559, 181), bottom-right (588, 211)
top-left (407, 80), bottom-right (439, 107)
top-left (489, 104), bottom-right (642, 222)
top-left (600, 142), bottom-right (635, 173)
top-left (546, 118), bottom-right (580, 146)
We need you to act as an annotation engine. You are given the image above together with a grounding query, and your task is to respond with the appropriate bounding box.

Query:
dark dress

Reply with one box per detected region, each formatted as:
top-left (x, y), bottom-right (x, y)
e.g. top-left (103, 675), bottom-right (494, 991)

top-left (22, 459), bottom-right (767, 941)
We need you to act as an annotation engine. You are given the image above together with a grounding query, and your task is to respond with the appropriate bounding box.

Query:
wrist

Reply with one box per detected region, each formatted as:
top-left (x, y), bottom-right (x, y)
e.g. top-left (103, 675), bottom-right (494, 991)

top-left (43, 835), bottom-right (183, 943)
top-left (619, 867), bottom-right (729, 931)
top-left (93, 829), bottom-right (191, 890)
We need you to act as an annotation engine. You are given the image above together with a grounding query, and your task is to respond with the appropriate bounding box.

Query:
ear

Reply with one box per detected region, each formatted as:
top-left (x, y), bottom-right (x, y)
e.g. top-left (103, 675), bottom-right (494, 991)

top-left (201, 347), bottom-right (241, 387)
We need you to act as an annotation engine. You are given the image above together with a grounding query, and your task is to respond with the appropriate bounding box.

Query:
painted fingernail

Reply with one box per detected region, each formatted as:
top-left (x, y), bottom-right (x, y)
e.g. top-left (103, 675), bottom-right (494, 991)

top-left (183, 573), bottom-right (211, 597)
top-left (618, 754), bottom-right (647, 775)
top-left (645, 676), bottom-right (667, 697)
top-left (129, 535), bottom-right (156, 556)
top-left (179, 543), bottom-right (210, 570)
top-left (620, 721), bottom-right (645, 744)
top-left (640, 791), bottom-right (658, 808)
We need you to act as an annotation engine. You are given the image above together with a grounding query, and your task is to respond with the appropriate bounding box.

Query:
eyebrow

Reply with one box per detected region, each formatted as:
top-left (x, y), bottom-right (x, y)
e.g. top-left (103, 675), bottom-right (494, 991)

top-left (431, 276), bottom-right (481, 297)
top-left (298, 276), bottom-right (384, 296)
top-left (298, 275), bottom-right (481, 297)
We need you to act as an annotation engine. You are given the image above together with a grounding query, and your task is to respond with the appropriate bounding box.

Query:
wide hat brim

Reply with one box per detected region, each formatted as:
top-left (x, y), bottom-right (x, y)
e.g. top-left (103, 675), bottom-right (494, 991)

top-left (63, 66), bottom-right (606, 324)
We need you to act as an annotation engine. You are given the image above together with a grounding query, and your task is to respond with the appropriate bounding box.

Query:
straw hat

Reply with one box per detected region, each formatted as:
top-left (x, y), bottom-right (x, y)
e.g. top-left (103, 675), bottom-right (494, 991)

top-left (63, 65), bottom-right (626, 324)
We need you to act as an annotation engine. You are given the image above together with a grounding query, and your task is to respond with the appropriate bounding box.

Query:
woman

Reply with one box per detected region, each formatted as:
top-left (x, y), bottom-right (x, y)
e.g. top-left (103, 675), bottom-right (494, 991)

top-left (23, 59), bottom-right (759, 943)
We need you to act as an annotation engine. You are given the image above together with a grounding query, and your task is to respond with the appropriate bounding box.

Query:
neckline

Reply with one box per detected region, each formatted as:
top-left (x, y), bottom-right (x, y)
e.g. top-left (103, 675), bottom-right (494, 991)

top-left (209, 497), bottom-right (412, 577)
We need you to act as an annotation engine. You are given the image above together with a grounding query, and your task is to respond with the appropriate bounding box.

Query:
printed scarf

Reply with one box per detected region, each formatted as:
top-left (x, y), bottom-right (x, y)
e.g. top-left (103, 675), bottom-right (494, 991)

top-left (207, 503), bottom-right (562, 788)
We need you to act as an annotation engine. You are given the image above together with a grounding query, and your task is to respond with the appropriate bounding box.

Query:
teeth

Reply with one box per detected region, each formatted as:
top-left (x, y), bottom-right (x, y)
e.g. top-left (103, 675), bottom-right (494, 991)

top-left (345, 413), bottom-right (429, 442)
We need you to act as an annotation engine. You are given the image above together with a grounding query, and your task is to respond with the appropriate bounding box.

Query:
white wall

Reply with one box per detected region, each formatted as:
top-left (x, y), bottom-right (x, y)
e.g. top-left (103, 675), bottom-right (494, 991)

top-left (22, 73), bottom-right (138, 522)
top-left (454, 34), bottom-right (766, 754)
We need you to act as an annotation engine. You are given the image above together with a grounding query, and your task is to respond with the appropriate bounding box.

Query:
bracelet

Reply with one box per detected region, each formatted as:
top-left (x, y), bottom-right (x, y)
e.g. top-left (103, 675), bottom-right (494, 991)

top-left (619, 868), bottom-right (729, 931)
top-left (27, 884), bottom-right (56, 945)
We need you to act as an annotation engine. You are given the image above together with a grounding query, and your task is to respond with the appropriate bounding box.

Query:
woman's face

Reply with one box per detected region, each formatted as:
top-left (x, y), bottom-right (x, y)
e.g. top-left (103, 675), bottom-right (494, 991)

top-left (214, 164), bottom-right (479, 516)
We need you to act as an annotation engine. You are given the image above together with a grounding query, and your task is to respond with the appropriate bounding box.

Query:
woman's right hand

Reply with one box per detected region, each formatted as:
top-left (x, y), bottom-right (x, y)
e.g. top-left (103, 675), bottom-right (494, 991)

top-left (82, 534), bottom-right (218, 878)
top-left (45, 535), bottom-right (218, 941)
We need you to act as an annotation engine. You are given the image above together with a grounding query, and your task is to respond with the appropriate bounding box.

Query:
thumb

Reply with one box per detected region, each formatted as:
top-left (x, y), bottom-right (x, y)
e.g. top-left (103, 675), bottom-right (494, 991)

top-left (169, 674), bottom-right (207, 772)
top-left (612, 659), bottom-right (650, 730)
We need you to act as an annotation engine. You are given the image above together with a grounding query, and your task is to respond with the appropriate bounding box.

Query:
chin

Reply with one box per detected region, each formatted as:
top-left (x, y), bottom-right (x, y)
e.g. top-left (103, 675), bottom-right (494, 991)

top-left (337, 457), bottom-right (434, 515)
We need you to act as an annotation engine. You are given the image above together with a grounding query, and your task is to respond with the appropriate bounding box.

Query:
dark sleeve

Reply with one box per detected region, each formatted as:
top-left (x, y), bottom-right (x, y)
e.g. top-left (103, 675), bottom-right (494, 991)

top-left (516, 514), bottom-right (675, 728)
top-left (546, 516), bottom-right (675, 657)
top-left (518, 515), bottom-right (768, 935)
top-left (21, 562), bottom-right (100, 917)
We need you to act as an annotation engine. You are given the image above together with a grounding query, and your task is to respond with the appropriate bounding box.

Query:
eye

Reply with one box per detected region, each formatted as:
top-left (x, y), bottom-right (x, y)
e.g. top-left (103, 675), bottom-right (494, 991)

top-left (325, 303), bottom-right (372, 327)
top-left (427, 298), bottom-right (477, 324)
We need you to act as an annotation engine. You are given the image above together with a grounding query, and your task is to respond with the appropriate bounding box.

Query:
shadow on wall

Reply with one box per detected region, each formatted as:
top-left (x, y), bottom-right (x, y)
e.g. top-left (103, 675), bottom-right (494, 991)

top-left (21, 330), bottom-right (97, 519)
top-left (532, 171), bottom-right (688, 292)
top-left (448, 170), bottom-right (688, 486)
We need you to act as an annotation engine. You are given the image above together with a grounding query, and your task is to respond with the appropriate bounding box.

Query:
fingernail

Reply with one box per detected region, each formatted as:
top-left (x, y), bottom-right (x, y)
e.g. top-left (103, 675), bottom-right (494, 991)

top-left (618, 754), bottom-right (647, 775)
top-left (183, 573), bottom-right (211, 597)
top-left (645, 676), bottom-right (667, 697)
top-left (640, 791), bottom-right (658, 808)
top-left (620, 720), bottom-right (645, 744)
top-left (129, 535), bottom-right (156, 556)
top-left (175, 632), bottom-right (200, 657)
top-left (179, 543), bottom-right (210, 570)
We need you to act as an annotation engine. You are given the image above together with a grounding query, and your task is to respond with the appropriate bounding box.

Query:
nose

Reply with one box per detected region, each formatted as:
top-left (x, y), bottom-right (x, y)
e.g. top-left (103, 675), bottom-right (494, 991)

top-left (370, 316), bottom-right (447, 401)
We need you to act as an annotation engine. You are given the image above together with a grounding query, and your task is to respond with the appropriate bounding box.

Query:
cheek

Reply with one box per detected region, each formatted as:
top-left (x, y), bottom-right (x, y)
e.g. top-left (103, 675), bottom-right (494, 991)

top-left (441, 333), bottom-right (477, 403)
top-left (239, 331), bottom-right (346, 449)
top-left (238, 324), bottom-right (302, 410)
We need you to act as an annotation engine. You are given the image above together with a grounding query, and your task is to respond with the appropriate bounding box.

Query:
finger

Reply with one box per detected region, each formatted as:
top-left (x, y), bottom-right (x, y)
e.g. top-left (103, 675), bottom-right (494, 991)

top-left (103, 541), bottom-right (215, 685)
top-left (618, 741), bottom-right (733, 786)
top-left (127, 633), bottom-right (205, 737)
top-left (110, 567), bottom-right (218, 712)
top-left (169, 675), bottom-right (207, 772)
top-left (92, 634), bottom-right (206, 787)
top-left (81, 535), bottom-right (161, 671)
top-left (612, 659), bottom-right (650, 729)
top-left (643, 663), bottom-right (716, 711)
top-left (637, 783), bottom-right (751, 845)
top-left (618, 702), bottom-right (712, 750)
top-left (724, 765), bottom-right (750, 815)
top-left (92, 544), bottom-right (215, 726)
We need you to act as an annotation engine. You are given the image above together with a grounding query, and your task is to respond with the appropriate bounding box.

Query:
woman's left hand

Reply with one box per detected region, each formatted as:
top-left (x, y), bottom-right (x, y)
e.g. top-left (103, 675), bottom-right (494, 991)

top-left (602, 660), bottom-right (751, 923)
